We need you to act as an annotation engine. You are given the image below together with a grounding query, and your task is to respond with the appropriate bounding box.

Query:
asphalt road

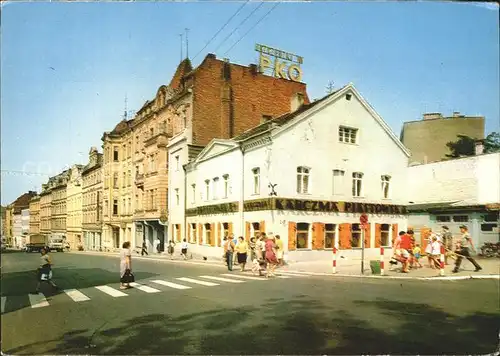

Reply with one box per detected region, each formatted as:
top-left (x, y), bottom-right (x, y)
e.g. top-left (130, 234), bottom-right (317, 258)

top-left (1, 250), bottom-right (499, 355)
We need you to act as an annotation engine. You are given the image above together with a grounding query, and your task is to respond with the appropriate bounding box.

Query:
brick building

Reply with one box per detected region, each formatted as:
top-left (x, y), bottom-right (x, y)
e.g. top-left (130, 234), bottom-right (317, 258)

top-left (167, 54), bottom-right (309, 250)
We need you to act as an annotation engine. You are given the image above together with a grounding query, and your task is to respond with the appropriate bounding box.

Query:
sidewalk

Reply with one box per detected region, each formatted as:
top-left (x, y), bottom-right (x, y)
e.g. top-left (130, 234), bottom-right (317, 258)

top-left (68, 250), bottom-right (499, 280)
top-left (282, 257), bottom-right (500, 280)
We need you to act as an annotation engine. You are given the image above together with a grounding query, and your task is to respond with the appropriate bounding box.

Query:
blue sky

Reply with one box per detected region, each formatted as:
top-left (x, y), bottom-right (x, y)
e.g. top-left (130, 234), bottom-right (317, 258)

top-left (1, 1), bottom-right (498, 205)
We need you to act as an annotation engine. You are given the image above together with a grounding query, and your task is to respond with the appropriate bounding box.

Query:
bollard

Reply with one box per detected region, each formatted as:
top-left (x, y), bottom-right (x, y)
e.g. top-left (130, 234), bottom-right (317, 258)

top-left (380, 247), bottom-right (385, 276)
top-left (332, 247), bottom-right (337, 274)
top-left (439, 245), bottom-right (445, 276)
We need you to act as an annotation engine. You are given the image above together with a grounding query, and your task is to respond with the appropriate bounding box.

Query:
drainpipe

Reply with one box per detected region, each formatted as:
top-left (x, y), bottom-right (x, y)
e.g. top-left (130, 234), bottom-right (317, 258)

top-left (238, 143), bottom-right (245, 237)
top-left (183, 164), bottom-right (188, 244)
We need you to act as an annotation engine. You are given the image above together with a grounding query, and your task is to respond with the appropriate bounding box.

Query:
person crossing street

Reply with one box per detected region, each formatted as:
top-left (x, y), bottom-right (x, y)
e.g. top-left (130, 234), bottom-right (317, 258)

top-left (453, 225), bottom-right (482, 273)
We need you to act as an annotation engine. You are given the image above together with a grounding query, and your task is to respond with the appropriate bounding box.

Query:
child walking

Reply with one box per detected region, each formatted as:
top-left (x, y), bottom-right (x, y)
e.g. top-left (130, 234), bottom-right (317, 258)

top-left (167, 240), bottom-right (176, 260)
top-left (413, 244), bottom-right (423, 268)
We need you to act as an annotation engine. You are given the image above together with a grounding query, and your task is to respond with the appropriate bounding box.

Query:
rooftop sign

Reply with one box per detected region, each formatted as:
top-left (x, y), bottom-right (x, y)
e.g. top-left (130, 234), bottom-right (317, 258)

top-left (255, 43), bottom-right (303, 82)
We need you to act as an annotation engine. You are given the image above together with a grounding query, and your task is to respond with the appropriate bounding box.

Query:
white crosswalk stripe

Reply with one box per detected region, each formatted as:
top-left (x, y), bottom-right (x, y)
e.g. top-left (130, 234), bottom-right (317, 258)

top-left (199, 275), bottom-right (245, 283)
top-left (129, 282), bottom-right (161, 293)
top-left (220, 273), bottom-right (267, 281)
top-left (64, 289), bottom-right (90, 302)
top-left (95, 285), bottom-right (128, 297)
top-left (276, 275), bottom-right (291, 279)
top-left (277, 272), bottom-right (308, 277)
top-left (29, 293), bottom-right (49, 308)
top-left (177, 277), bottom-right (219, 286)
top-left (151, 280), bottom-right (192, 290)
top-left (1, 296), bottom-right (6, 313)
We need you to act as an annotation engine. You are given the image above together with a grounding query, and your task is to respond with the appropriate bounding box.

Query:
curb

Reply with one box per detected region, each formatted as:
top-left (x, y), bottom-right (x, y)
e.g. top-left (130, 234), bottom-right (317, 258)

top-left (283, 271), bottom-right (499, 281)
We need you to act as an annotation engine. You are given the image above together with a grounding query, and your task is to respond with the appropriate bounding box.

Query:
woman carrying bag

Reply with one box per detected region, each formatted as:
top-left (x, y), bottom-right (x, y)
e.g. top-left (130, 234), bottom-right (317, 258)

top-left (120, 241), bottom-right (134, 290)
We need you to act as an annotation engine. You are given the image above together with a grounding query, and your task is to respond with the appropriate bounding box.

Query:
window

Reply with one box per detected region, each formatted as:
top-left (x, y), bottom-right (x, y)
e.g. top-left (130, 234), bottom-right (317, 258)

top-left (212, 177), bottom-right (219, 200)
top-left (480, 213), bottom-right (498, 232)
top-left (339, 126), bottom-right (357, 144)
top-left (296, 223), bottom-right (310, 249)
top-left (150, 127), bottom-right (154, 137)
top-left (453, 215), bottom-right (469, 222)
top-left (252, 168), bottom-right (260, 195)
top-left (333, 170), bottom-right (345, 195)
top-left (122, 199), bottom-right (126, 215)
top-left (352, 172), bottom-right (363, 197)
top-left (325, 224), bottom-right (336, 248)
top-left (113, 147), bottom-right (119, 161)
top-left (149, 190), bottom-right (154, 209)
top-left (122, 172), bottom-right (126, 187)
top-left (128, 198), bottom-right (131, 214)
top-left (127, 141), bottom-right (131, 157)
top-left (381, 224), bottom-right (390, 246)
top-left (205, 180), bottom-right (210, 201)
top-left (128, 170), bottom-right (131, 186)
top-left (296, 167), bottom-right (310, 194)
top-left (381, 175), bottom-right (391, 199)
top-left (135, 136), bottom-right (139, 152)
top-left (204, 223), bottom-right (212, 245)
top-left (175, 188), bottom-right (179, 206)
top-left (113, 173), bottom-right (118, 188)
top-left (223, 174), bottom-right (229, 198)
top-left (112, 200), bottom-right (118, 216)
top-left (436, 215), bottom-right (451, 222)
top-left (175, 156), bottom-right (180, 171)
top-left (351, 223), bottom-right (361, 248)
top-left (191, 184), bottom-right (196, 204)
top-left (191, 223), bottom-right (197, 243)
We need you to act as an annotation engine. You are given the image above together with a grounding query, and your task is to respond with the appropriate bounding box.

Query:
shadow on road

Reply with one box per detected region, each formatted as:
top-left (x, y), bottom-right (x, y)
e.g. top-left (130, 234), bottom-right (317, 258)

top-left (5, 296), bottom-right (499, 355)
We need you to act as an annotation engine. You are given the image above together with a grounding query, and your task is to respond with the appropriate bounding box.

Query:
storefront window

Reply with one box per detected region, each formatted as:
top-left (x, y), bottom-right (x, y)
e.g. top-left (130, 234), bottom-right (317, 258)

top-left (453, 215), bottom-right (469, 222)
top-left (190, 223), bottom-right (197, 243)
top-left (481, 212), bottom-right (499, 232)
top-left (381, 224), bottom-right (390, 246)
top-left (252, 222), bottom-right (261, 236)
top-left (296, 223), bottom-right (310, 249)
top-left (351, 223), bottom-right (361, 248)
top-left (436, 215), bottom-right (451, 222)
top-left (324, 224), bottom-right (336, 248)
top-left (204, 223), bottom-right (212, 245)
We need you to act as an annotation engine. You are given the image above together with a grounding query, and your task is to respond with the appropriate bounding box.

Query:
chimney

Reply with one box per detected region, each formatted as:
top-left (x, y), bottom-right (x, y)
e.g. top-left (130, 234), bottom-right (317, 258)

top-left (475, 140), bottom-right (484, 155)
top-left (423, 113), bottom-right (443, 120)
top-left (248, 64), bottom-right (258, 75)
top-left (290, 92), bottom-right (305, 112)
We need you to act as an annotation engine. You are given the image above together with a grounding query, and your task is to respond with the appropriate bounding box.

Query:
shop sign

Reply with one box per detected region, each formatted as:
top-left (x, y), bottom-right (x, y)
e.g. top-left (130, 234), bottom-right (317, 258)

top-left (186, 202), bottom-right (239, 217)
top-left (243, 198), bottom-right (407, 215)
top-left (255, 43), bottom-right (304, 82)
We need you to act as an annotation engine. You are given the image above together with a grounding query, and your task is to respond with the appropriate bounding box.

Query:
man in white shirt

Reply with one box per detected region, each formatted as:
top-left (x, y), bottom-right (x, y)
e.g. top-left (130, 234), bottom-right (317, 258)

top-left (180, 239), bottom-right (188, 260)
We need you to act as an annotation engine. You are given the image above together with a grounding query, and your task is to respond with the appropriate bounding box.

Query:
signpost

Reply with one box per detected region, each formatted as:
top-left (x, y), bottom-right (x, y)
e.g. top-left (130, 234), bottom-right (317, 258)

top-left (360, 214), bottom-right (368, 275)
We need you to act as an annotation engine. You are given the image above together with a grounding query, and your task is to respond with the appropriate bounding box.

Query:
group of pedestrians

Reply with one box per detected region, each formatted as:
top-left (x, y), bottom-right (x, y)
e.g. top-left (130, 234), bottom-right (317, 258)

top-left (223, 232), bottom-right (284, 278)
top-left (391, 225), bottom-right (482, 273)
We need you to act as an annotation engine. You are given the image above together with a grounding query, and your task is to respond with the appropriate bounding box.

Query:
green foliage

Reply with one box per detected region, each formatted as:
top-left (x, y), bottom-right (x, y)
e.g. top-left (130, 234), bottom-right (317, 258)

top-left (445, 135), bottom-right (475, 158)
top-left (484, 132), bottom-right (500, 153)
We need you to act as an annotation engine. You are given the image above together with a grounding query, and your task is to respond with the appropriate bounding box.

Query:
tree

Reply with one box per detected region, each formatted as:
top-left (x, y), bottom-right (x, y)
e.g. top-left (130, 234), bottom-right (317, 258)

top-left (484, 132), bottom-right (500, 153)
top-left (445, 135), bottom-right (475, 158)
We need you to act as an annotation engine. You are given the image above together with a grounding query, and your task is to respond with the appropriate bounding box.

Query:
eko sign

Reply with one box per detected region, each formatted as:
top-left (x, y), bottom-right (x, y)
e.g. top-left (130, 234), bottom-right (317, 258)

top-left (255, 43), bottom-right (304, 82)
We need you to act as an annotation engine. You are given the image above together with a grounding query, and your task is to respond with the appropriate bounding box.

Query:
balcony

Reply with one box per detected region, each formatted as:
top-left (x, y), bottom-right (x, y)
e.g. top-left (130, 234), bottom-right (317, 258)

top-left (135, 173), bottom-right (144, 189)
top-left (144, 132), bottom-right (168, 148)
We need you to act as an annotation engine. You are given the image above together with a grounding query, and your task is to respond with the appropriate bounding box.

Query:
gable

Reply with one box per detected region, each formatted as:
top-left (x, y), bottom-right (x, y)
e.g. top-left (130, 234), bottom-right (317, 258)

top-left (273, 84), bottom-right (410, 157)
top-left (194, 139), bottom-right (238, 164)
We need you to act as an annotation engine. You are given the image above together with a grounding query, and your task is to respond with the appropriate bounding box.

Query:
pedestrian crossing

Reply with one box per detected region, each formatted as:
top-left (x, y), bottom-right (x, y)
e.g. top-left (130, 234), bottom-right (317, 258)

top-left (0, 270), bottom-right (315, 314)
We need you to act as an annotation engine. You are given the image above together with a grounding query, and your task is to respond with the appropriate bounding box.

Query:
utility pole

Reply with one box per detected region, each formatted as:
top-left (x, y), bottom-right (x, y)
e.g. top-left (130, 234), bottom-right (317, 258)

top-left (185, 28), bottom-right (190, 59)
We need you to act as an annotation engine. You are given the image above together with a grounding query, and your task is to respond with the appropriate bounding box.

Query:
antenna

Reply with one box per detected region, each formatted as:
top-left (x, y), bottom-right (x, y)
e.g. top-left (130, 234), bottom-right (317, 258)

top-left (179, 33), bottom-right (184, 62)
top-left (185, 28), bottom-right (190, 58)
top-left (123, 95), bottom-right (128, 120)
top-left (326, 81), bottom-right (335, 94)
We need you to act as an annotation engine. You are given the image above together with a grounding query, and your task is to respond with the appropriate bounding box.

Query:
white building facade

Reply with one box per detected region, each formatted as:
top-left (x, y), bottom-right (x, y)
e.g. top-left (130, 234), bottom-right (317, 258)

top-left (12, 213), bottom-right (23, 248)
top-left (66, 165), bottom-right (84, 249)
top-left (407, 152), bottom-right (500, 248)
top-left (180, 84), bottom-right (410, 261)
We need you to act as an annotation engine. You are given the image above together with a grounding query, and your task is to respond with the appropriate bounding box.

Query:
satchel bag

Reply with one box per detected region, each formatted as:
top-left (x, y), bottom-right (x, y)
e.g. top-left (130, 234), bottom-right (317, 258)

top-left (121, 269), bottom-right (135, 283)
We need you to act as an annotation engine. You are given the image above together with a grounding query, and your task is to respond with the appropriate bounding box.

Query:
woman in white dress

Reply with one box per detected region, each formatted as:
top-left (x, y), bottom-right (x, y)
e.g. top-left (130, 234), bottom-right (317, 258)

top-left (120, 241), bottom-right (132, 290)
